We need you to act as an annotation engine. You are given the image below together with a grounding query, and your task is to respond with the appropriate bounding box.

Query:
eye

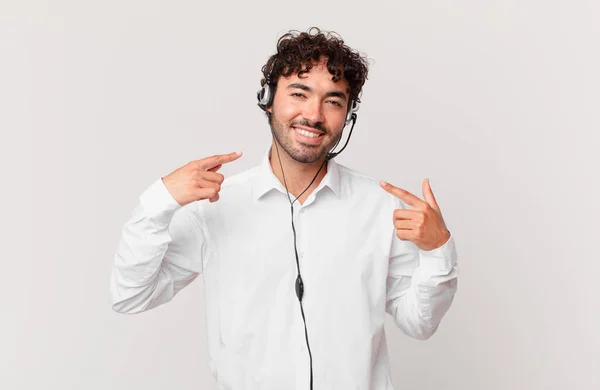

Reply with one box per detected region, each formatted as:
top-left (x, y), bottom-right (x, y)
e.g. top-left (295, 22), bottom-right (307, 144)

top-left (291, 93), bottom-right (306, 98)
top-left (327, 100), bottom-right (343, 107)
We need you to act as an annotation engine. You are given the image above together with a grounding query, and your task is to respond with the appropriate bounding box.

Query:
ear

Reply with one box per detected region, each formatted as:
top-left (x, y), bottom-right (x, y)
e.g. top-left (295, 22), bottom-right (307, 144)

top-left (267, 87), bottom-right (275, 112)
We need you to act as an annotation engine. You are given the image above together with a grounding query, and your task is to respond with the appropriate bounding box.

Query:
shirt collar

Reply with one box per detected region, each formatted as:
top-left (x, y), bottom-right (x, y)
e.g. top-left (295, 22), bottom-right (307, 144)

top-left (251, 146), bottom-right (341, 201)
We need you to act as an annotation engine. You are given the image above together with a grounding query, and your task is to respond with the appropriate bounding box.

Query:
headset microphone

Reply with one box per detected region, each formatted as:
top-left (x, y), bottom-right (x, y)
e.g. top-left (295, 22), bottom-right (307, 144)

top-left (326, 112), bottom-right (357, 161)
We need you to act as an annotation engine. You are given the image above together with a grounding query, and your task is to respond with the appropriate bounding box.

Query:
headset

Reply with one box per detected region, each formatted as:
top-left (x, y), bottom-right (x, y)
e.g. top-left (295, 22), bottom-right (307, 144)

top-left (257, 81), bottom-right (359, 389)
top-left (257, 82), bottom-right (359, 126)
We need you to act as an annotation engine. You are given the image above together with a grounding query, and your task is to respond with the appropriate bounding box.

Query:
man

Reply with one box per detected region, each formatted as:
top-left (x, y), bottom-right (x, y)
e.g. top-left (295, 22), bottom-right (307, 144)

top-left (110, 28), bottom-right (458, 390)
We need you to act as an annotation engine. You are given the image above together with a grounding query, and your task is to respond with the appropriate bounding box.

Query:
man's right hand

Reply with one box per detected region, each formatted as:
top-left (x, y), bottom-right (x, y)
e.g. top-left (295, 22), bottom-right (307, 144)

top-left (161, 152), bottom-right (243, 206)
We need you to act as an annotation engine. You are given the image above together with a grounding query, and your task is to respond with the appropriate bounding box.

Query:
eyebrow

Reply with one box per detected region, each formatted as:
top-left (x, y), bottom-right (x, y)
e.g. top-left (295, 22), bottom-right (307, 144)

top-left (287, 83), bottom-right (348, 101)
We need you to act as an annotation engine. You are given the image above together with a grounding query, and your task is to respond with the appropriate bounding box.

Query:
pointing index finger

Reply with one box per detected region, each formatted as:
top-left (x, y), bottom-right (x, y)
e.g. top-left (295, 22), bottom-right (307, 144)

top-left (198, 152), bottom-right (243, 170)
top-left (379, 181), bottom-right (425, 208)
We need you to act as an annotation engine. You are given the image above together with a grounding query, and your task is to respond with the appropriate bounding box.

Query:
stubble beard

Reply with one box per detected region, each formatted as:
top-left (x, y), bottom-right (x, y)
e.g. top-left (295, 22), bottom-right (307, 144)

top-left (268, 111), bottom-right (340, 164)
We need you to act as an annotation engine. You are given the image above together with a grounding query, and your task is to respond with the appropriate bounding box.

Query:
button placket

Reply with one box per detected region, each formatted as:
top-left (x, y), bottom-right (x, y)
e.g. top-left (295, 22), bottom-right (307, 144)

top-left (296, 207), bottom-right (306, 259)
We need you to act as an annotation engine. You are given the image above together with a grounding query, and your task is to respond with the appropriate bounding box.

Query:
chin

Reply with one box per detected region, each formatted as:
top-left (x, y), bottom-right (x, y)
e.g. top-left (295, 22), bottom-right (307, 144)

top-left (292, 154), bottom-right (322, 164)
top-left (290, 136), bottom-right (331, 162)
top-left (289, 147), bottom-right (328, 163)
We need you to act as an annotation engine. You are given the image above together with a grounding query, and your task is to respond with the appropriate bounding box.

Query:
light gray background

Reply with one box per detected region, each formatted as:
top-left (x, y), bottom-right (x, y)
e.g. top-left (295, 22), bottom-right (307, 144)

top-left (2, 1), bottom-right (598, 389)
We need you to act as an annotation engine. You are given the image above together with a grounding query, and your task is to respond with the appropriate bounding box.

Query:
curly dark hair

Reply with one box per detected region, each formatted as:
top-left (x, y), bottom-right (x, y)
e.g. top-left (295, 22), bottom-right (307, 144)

top-left (260, 27), bottom-right (369, 110)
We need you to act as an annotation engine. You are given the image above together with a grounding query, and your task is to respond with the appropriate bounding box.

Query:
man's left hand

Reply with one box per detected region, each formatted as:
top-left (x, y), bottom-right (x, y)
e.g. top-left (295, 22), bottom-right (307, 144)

top-left (380, 179), bottom-right (451, 251)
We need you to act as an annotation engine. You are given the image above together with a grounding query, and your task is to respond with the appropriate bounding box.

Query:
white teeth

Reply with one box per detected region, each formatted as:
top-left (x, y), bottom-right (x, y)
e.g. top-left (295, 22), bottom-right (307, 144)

top-left (295, 128), bottom-right (321, 138)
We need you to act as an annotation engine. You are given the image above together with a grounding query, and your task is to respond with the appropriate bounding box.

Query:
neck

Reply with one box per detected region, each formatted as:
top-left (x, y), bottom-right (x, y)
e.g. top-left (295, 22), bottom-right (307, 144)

top-left (269, 142), bottom-right (328, 203)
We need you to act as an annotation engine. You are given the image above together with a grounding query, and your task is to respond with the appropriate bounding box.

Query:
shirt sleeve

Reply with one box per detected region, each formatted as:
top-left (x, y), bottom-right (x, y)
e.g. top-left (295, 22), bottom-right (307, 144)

top-left (385, 199), bottom-right (459, 340)
top-left (109, 178), bottom-right (208, 314)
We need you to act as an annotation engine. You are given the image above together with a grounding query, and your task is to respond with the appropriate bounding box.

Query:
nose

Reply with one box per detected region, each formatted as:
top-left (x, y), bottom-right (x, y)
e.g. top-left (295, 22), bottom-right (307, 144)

top-left (301, 98), bottom-right (325, 125)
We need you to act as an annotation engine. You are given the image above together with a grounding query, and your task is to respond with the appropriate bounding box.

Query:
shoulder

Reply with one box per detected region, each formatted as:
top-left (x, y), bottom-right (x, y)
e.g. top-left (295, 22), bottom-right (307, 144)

top-left (185, 163), bottom-right (260, 219)
top-left (220, 164), bottom-right (260, 190)
top-left (337, 163), bottom-right (380, 188)
top-left (336, 162), bottom-right (407, 210)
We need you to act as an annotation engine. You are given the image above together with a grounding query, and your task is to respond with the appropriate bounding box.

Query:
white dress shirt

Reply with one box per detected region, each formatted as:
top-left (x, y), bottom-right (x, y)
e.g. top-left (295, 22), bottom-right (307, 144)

top-left (110, 147), bottom-right (459, 390)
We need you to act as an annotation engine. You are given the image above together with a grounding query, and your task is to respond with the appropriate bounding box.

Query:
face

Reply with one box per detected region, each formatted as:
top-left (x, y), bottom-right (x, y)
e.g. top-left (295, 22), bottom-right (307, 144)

top-left (267, 59), bottom-right (350, 164)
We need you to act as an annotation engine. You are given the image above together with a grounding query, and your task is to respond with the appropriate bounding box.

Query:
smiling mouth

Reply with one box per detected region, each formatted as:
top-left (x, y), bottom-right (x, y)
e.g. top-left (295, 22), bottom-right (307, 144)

top-left (292, 127), bottom-right (324, 138)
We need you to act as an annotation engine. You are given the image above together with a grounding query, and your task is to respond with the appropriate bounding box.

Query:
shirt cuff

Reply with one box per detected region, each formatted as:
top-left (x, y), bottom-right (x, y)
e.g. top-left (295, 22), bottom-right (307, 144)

top-left (418, 233), bottom-right (457, 274)
top-left (138, 177), bottom-right (183, 225)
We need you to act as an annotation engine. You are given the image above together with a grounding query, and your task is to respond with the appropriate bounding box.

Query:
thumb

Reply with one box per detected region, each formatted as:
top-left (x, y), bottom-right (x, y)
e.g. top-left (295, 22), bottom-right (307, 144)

top-left (422, 178), bottom-right (440, 211)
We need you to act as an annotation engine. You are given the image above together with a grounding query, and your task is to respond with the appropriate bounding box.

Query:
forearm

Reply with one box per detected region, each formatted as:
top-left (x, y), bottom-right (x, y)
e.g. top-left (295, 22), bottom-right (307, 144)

top-left (386, 235), bottom-right (459, 340)
top-left (109, 209), bottom-right (176, 314)
top-left (109, 178), bottom-right (200, 314)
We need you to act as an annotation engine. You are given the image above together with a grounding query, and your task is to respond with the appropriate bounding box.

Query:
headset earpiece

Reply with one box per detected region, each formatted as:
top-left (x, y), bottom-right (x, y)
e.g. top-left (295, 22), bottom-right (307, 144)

top-left (257, 84), bottom-right (273, 111)
top-left (345, 100), bottom-right (359, 125)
